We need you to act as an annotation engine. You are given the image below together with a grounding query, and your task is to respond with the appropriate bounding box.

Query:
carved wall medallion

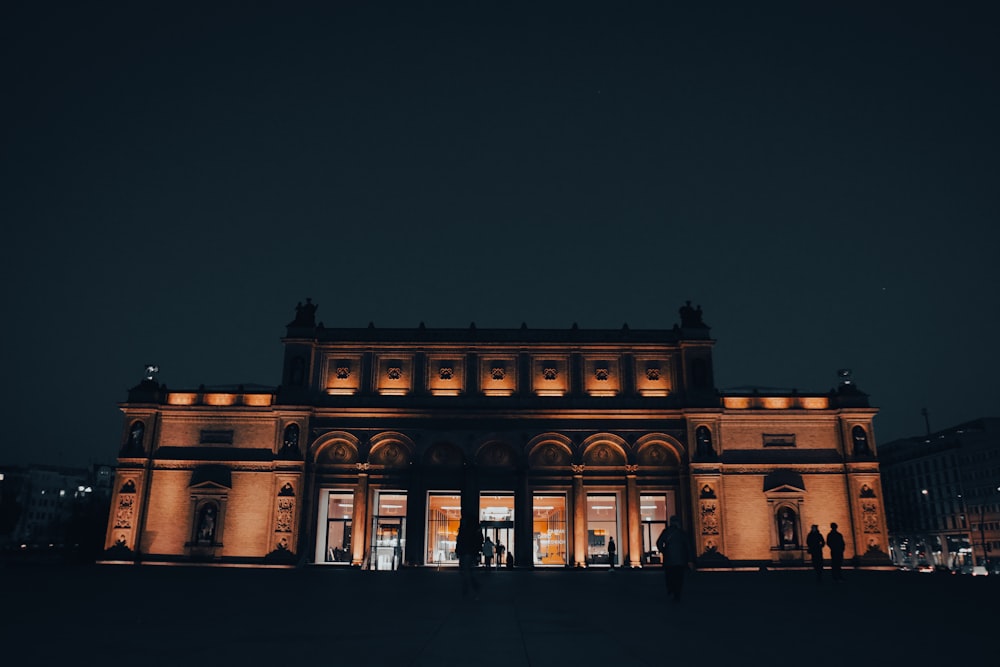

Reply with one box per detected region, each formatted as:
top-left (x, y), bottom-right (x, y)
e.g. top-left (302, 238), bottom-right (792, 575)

top-left (439, 367), bottom-right (453, 380)
top-left (336, 366), bottom-right (350, 379)
top-left (646, 367), bottom-right (661, 381)
top-left (595, 368), bottom-right (609, 381)
top-left (543, 368), bottom-right (558, 380)
top-left (491, 367), bottom-right (505, 380)
top-left (387, 367), bottom-right (402, 380)
top-left (571, 464), bottom-right (586, 474)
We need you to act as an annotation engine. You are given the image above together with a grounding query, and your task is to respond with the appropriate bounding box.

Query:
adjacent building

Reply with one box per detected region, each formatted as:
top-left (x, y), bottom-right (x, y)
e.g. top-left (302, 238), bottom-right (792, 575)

top-left (880, 418), bottom-right (1000, 572)
top-left (102, 301), bottom-right (891, 570)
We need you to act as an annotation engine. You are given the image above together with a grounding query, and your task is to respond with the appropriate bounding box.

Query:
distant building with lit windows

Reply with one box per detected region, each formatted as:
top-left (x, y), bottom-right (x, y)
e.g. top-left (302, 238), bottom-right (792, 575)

top-left (101, 301), bottom-right (891, 570)
top-left (879, 418), bottom-right (1000, 573)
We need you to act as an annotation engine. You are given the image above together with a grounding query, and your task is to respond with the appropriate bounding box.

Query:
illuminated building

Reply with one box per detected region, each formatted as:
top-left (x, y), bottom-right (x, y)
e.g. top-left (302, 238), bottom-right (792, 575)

top-left (880, 418), bottom-right (1000, 573)
top-left (102, 300), bottom-right (891, 570)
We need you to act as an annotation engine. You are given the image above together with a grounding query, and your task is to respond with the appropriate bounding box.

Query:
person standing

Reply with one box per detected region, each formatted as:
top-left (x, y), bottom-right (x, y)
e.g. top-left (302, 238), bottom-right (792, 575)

top-left (607, 536), bottom-right (617, 569)
top-left (456, 518), bottom-right (483, 599)
top-left (655, 515), bottom-right (694, 601)
top-left (826, 522), bottom-right (846, 581)
top-left (483, 535), bottom-right (495, 571)
top-left (495, 541), bottom-right (505, 570)
top-left (806, 525), bottom-right (825, 581)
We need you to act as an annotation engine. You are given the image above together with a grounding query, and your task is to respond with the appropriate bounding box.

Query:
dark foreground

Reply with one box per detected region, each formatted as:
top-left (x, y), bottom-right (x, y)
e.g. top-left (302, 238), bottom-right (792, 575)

top-left (1, 563), bottom-right (995, 666)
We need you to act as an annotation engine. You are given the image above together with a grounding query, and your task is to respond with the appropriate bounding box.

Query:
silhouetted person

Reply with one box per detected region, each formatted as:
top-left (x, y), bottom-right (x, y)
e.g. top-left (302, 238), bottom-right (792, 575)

top-left (806, 524), bottom-right (825, 581)
top-left (656, 515), bottom-right (694, 601)
top-left (456, 518), bottom-right (483, 599)
top-left (827, 522), bottom-right (846, 581)
top-left (608, 537), bottom-right (617, 569)
top-left (495, 541), bottom-right (505, 570)
top-left (483, 535), bottom-right (495, 571)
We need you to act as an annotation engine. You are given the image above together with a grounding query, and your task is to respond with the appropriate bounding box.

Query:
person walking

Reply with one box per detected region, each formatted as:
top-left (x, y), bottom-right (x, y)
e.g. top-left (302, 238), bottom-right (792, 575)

top-left (806, 524), bottom-right (825, 581)
top-left (826, 522), bottom-right (846, 581)
top-left (455, 518), bottom-right (483, 599)
top-left (655, 515), bottom-right (694, 601)
top-left (483, 535), bottom-right (495, 571)
top-left (607, 536), bottom-right (617, 569)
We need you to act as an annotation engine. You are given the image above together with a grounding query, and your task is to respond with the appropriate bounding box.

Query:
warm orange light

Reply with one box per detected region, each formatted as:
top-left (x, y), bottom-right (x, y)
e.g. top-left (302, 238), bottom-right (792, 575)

top-left (204, 393), bottom-right (236, 406)
top-left (430, 389), bottom-right (461, 396)
top-left (167, 393), bottom-right (197, 405)
top-left (243, 394), bottom-right (272, 406)
top-left (639, 389), bottom-right (670, 397)
top-left (723, 396), bottom-right (751, 409)
top-left (799, 397), bottom-right (829, 409)
top-left (761, 397), bottom-right (792, 409)
top-left (326, 389), bottom-right (357, 396)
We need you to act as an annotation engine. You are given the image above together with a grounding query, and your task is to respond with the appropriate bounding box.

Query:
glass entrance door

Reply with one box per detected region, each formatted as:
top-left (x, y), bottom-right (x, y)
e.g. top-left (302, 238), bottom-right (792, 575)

top-left (370, 517), bottom-right (404, 570)
top-left (370, 491), bottom-right (407, 570)
top-left (641, 494), bottom-right (669, 565)
top-left (587, 494), bottom-right (619, 566)
top-left (480, 494), bottom-right (514, 568)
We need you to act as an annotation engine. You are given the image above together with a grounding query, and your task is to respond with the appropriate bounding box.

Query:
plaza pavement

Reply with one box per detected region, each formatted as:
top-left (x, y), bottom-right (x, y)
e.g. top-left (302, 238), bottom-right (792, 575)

top-left (1, 562), bottom-right (995, 667)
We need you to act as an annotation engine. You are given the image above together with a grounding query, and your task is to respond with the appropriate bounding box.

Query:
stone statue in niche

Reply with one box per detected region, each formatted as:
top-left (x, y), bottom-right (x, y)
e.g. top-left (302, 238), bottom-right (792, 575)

top-left (778, 508), bottom-right (798, 547)
top-left (860, 484), bottom-right (876, 498)
top-left (695, 426), bottom-right (715, 459)
top-left (852, 426), bottom-right (871, 457)
top-left (126, 421), bottom-right (145, 450)
top-left (197, 505), bottom-right (217, 545)
top-left (700, 484), bottom-right (716, 499)
top-left (282, 424), bottom-right (300, 454)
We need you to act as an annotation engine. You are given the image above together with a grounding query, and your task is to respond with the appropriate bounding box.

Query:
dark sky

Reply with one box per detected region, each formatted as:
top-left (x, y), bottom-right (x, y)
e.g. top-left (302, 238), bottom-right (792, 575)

top-left (2, 3), bottom-right (997, 469)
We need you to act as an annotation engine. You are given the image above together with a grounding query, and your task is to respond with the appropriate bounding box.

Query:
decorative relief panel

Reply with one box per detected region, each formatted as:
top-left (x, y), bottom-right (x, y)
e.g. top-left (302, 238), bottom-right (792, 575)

top-left (275, 497), bottom-right (295, 533)
top-left (583, 443), bottom-right (625, 466)
top-left (326, 355), bottom-right (363, 395)
top-left (584, 356), bottom-right (620, 396)
top-left (376, 355), bottom-right (413, 395)
top-left (533, 356), bottom-right (568, 396)
top-left (634, 355), bottom-right (672, 396)
top-left (529, 443), bottom-right (571, 467)
top-left (861, 501), bottom-right (880, 534)
top-left (481, 355), bottom-right (517, 395)
top-left (114, 493), bottom-right (135, 529)
top-left (700, 501), bottom-right (720, 535)
top-left (636, 443), bottom-right (676, 467)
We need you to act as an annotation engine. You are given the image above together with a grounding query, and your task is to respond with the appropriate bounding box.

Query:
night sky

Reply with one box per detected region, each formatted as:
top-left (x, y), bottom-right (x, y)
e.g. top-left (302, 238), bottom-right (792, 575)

top-left (2, 3), bottom-right (997, 468)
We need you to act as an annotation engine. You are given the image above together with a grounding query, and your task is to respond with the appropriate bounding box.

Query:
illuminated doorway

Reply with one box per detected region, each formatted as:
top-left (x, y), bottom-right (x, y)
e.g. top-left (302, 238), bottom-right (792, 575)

top-left (587, 494), bottom-right (619, 566)
top-left (532, 494), bottom-right (567, 566)
top-left (426, 493), bottom-right (462, 565)
top-left (480, 493), bottom-right (514, 568)
top-left (319, 490), bottom-right (354, 564)
top-left (640, 493), bottom-right (672, 565)
top-left (369, 491), bottom-right (407, 570)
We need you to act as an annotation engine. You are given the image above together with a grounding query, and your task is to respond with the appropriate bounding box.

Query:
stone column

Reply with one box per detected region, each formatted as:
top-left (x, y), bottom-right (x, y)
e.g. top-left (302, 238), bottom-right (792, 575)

top-left (352, 463), bottom-right (370, 566)
top-left (572, 464), bottom-right (586, 567)
top-left (625, 464), bottom-right (641, 568)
